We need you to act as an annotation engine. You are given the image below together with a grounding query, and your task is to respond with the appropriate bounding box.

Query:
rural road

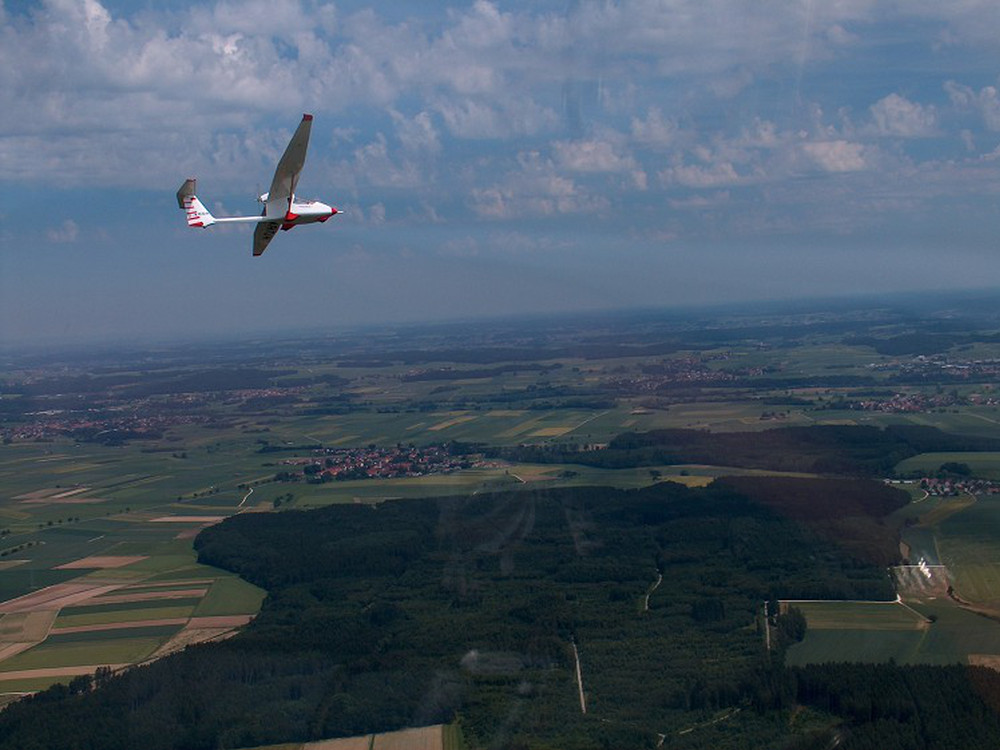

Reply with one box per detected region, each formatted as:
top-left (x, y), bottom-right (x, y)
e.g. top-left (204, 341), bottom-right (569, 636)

top-left (239, 486), bottom-right (254, 508)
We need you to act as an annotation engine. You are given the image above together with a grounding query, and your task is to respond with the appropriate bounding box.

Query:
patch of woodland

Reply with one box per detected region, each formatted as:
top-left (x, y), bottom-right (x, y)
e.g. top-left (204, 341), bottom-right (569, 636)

top-left (716, 476), bottom-right (908, 567)
top-left (0, 483), bottom-right (995, 750)
top-left (494, 424), bottom-right (1000, 477)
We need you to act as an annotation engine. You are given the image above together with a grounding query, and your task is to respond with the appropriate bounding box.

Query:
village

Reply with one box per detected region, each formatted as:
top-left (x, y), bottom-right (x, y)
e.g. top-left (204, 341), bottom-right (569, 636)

top-left (277, 443), bottom-right (475, 482)
top-left (917, 476), bottom-right (1000, 497)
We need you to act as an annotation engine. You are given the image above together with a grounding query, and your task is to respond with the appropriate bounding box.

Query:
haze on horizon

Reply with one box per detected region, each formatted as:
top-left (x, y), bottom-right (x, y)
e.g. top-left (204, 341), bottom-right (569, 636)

top-left (3, 0), bottom-right (1000, 345)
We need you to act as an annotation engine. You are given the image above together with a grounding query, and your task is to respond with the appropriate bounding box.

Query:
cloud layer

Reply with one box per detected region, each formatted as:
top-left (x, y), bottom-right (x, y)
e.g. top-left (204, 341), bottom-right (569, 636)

top-left (4, 0), bottom-right (1000, 341)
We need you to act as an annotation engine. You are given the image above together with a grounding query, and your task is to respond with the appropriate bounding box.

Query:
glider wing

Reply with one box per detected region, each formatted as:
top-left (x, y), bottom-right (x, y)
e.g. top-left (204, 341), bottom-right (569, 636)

top-left (253, 220), bottom-right (281, 257)
top-left (267, 114), bottom-right (313, 207)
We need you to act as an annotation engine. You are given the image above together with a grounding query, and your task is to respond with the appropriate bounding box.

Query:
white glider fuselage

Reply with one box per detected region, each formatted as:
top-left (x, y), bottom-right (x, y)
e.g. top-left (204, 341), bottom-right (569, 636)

top-left (177, 114), bottom-right (338, 256)
top-left (180, 195), bottom-right (336, 228)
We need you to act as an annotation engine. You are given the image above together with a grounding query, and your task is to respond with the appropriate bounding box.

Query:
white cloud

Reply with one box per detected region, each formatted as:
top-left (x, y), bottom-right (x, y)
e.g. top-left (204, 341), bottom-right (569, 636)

top-left (2, 0), bottom-right (1000, 254)
top-left (669, 191), bottom-right (730, 209)
top-left (869, 94), bottom-right (937, 137)
top-left (905, 2), bottom-right (1000, 50)
top-left (348, 133), bottom-right (422, 188)
top-left (736, 119), bottom-right (781, 149)
top-left (433, 97), bottom-right (558, 139)
top-left (801, 140), bottom-right (868, 172)
top-left (46, 219), bottom-right (79, 243)
top-left (471, 151), bottom-right (608, 218)
top-left (391, 110), bottom-right (440, 154)
top-left (631, 108), bottom-right (680, 149)
top-left (368, 203), bottom-right (386, 225)
top-left (553, 139), bottom-right (635, 173)
top-left (945, 81), bottom-right (1000, 131)
top-left (660, 161), bottom-right (742, 189)
top-left (439, 236), bottom-right (480, 257)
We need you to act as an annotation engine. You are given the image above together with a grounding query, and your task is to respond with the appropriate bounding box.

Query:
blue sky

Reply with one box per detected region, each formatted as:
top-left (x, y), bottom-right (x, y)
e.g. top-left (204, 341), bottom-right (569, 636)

top-left (3, 0), bottom-right (1000, 344)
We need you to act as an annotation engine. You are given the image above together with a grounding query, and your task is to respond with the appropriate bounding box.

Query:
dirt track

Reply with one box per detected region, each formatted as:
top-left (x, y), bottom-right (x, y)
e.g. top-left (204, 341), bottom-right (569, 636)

top-left (52, 618), bottom-right (190, 635)
top-left (55, 556), bottom-right (147, 570)
top-left (0, 582), bottom-right (126, 614)
top-left (0, 664), bottom-right (130, 681)
top-left (86, 588), bottom-right (208, 605)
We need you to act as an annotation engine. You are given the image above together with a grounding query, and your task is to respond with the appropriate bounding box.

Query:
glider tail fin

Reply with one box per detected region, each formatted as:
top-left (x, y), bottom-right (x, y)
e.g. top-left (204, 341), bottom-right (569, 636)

top-left (176, 178), bottom-right (216, 228)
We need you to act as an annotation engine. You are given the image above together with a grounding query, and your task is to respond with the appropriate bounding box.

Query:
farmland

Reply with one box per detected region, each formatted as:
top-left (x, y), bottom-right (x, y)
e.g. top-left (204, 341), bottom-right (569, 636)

top-left (6, 294), bottom-right (1000, 746)
top-left (0, 434), bottom-right (266, 694)
top-left (787, 468), bottom-right (1000, 668)
top-left (786, 599), bottom-right (1000, 667)
top-left (236, 724), bottom-right (463, 750)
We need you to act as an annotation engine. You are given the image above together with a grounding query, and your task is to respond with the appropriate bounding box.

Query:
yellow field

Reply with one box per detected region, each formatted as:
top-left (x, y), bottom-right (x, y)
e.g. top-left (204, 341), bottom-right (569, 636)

top-left (969, 654), bottom-right (1000, 670)
top-left (498, 417), bottom-right (544, 438)
top-left (919, 495), bottom-right (977, 527)
top-left (0, 611), bottom-right (58, 642)
top-left (428, 415), bottom-right (478, 431)
top-left (370, 725), bottom-right (444, 750)
top-left (56, 556), bottom-right (148, 570)
top-left (664, 475), bottom-right (714, 488)
top-left (530, 427), bottom-right (573, 437)
top-left (304, 738), bottom-right (371, 750)
top-left (787, 601), bottom-right (928, 631)
top-left (149, 516), bottom-right (228, 523)
top-left (235, 724), bottom-right (454, 750)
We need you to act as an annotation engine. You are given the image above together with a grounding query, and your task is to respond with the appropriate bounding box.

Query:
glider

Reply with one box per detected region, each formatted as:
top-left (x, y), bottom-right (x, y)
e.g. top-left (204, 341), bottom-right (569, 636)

top-left (176, 114), bottom-right (338, 256)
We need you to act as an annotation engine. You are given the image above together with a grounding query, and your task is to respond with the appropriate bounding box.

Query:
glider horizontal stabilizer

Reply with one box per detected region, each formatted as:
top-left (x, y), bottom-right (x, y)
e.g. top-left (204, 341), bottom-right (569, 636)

top-left (176, 178), bottom-right (216, 228)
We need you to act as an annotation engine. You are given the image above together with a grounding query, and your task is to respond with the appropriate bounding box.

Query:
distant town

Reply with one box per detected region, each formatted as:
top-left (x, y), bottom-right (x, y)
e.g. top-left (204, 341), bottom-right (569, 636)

top-left (273, 444), bottom-right (476, 483)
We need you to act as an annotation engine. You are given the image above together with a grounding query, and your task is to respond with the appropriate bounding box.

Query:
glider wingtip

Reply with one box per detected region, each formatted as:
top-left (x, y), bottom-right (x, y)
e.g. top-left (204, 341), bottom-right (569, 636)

top-left (303, 113), bottom-right (313, 121)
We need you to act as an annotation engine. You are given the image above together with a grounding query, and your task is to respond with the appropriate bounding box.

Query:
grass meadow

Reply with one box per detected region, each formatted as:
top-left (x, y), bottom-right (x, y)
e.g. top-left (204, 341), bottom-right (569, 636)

top-left (791, 482), bottom-right (1000, 666)
top-left (896, 451), bottom-right (1000, 479)
top-left (786, 600), bottom-right (1000, 666)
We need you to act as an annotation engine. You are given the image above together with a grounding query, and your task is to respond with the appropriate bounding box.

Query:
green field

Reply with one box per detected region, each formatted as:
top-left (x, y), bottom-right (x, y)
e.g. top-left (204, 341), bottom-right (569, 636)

top-left (789, 485), bottom-right (1000, 666)
top-left (194, 576), bottom-right (266, 617)
top-left (896, 451), bottom-right (1000, 479)
top-left (786, 629), bottom-right (929, 666)
top-left (788, 599), bottom-right (1000, 666)
top-left (53, 605), bottom-right (196, 629)
top-left (786, 601), bottom-right (927, 630)
top-left (0, 637), bottom-right (165, 672)
top-left (935, 493), bottom-right (1000, 603)
top-left (0, 445), bottom-right (266, 694)
top-left (45, 624), bottom-right (183, 645)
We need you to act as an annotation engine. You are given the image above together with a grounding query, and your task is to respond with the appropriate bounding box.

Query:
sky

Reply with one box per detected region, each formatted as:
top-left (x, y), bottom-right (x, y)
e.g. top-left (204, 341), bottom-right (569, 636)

top-left (3, 0), bottom-right (1000, 344)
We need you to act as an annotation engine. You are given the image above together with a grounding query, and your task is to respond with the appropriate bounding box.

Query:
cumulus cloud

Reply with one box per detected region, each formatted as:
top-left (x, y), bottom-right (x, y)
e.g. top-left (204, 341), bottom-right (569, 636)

top-left (869, 94), bottom-right (937, 137)
top-left (391, 110), bottom-right (441, 154)
top-left (439, 236), bottom-right (480, 257)
top-left (433, 97), bottom-right (559, 139)
top-left (669, 191), bottom-right (730, 209)
top-left (553, 139), bottom-right (635, 173)
top-left (348, 133), bottom-right (422, 188)
top-left (471, 151), bottom-right (608, 218)
top-left (367, 203), bottom-right (386, 225)
top-left (46, 219), bottom-right (79, 243)
top-left (801, 140), bottom-right (868, 173)
top-left (3, 0), bottom-right (1000, 251)
top-left (660, 161), bottom-right (743, 189)
top-left (945, 81), bottom-right (1000, 131)
top-left (630, 108), bottom-right (680, 149)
